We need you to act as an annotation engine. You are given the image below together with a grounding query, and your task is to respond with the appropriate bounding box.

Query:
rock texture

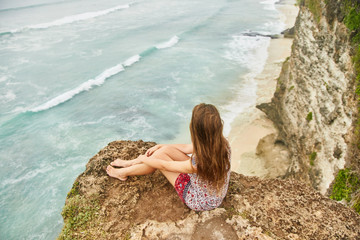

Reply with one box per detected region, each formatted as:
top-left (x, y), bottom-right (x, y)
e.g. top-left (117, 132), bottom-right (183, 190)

top-left (58, 141), bottom-right (360, 239)
top-left (257, 1), bottom-right (358, 193)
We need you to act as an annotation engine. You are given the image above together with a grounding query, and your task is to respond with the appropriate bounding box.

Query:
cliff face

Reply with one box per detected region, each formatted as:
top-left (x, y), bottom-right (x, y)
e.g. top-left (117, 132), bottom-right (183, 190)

top-left (258, 0), bottom-right (358, 193)
top-left (58, 141), bottom-right (360, 239)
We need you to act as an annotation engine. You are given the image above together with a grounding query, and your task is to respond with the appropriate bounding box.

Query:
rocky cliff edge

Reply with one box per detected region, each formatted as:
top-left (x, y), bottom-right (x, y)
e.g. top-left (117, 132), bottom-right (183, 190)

top-left (58, 140), bottom-right (360, 240)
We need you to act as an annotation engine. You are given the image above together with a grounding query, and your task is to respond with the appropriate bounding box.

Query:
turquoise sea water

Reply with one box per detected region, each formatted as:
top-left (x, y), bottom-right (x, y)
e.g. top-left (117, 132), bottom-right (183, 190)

top-left (0, 0), bottom-right (286, 239)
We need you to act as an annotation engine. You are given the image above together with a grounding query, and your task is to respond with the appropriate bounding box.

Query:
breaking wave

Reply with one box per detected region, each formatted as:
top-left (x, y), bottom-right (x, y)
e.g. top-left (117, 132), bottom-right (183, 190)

top-left (30, 34), bottom-right (181, 112)
top-left (156, 36), bottom-right (179, 49)
top-left (30, 63), bottom-right (125, 112)
top-left (5, 4), bottom-right (131, 35)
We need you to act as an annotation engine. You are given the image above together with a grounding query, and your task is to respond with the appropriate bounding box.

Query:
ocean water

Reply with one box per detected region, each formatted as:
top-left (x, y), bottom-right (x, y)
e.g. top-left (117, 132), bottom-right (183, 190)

top-left (0, 0), bottom-right (286, 239)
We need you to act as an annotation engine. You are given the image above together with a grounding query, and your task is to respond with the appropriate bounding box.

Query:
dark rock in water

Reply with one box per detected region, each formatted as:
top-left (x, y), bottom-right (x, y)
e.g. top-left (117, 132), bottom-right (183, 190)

top-left (58, 140), bottom-right (360, 239)
top-left (281, 27), bottom-right (295, 38)
top-left (241, 32), bottom-right (282, 39)
top-left (256, 102), bottom-right (277, 122)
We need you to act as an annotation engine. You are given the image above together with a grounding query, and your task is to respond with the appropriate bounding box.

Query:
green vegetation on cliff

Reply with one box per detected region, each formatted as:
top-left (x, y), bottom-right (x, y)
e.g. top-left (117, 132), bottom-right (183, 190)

top-left (330, 169), bottom-right (360, 202)
top-left (304, 0), bottom-right (322, 22)
top-left (343, 1), bottom-right (360, 149)
top-left (293, 0), bottom-right (360, 215)
top-left (59, 195), bottom-right (103, 240)
top-left (306, 112), bottom-right (313, 122)
top-left (321, 0), bottom-right (360, 214)
top-left (309, 152), bottom-right (317, 166)
top-left (345, 5), bottom-right (360, 215)
top-left (330, 168), bottom-right (360, 214)
top-left (58, 182), bottom-right (105, 240)
top-left (345, 3), bottom-right (360, 152)
top-left (344, 2), bottom-right (360, 43)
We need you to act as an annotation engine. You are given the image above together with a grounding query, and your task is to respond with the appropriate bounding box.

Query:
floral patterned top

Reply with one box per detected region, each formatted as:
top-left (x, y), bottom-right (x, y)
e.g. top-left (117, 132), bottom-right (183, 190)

top-left (183, 150), bottom-right (231, 211)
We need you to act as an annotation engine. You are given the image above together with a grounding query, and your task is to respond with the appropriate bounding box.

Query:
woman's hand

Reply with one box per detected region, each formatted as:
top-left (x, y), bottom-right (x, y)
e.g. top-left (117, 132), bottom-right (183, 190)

top-left (146, 144), bottom-right (162, 157)
top-left (137, 154), bottom-right (147, 162)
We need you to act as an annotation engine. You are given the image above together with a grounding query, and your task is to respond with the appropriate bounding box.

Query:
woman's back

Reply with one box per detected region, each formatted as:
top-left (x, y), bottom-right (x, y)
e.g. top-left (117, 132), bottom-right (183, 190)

top-left (184, 153), bottom-right (231, 211)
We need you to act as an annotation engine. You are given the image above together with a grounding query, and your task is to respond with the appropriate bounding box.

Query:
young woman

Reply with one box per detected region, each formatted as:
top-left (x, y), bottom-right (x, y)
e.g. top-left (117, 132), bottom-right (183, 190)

top-left (106, 103), bottom-right (231, 211)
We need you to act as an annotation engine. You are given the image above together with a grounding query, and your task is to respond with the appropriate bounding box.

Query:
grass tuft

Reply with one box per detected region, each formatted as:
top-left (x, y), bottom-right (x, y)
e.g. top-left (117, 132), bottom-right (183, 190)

top-left (67, 181), bottom-right (80, 198)
top-left (342, 1), bottom-right (360, 149)
top-left (305, 0), bottom-right (322, 23)
top-left (344, 7), bottom-right (360, 43)
top-left (330, 168), bottom-right (360, 202)
top-left (306, 112), bottom-right (313, 122)
top-left (58, 194), bottom-right (101, 240)
top-left (353, 196), bottom-right (360, 213)
top-left (309, 152), bottom-right (317, 166)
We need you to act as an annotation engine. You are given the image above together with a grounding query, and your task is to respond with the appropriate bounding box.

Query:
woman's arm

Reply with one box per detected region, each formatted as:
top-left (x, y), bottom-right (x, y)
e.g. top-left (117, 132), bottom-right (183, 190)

top-left (138, 155), bottom-right (195, 174)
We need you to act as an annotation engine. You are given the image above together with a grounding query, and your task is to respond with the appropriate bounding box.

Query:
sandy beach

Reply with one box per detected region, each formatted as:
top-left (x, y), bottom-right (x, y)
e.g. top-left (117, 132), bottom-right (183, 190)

top-left (229, 1), bottom-right (299, 177)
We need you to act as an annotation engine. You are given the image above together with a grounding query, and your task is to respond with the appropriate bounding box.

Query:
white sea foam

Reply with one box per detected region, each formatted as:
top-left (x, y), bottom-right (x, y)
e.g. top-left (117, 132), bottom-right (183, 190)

top-left (0, 90), bottom-right (16, 103)
top-left (31, 52), bottom-right (143, 112)
top-left (224, 35), bottom-right (270, 72)
top-left (156, 36), bottom-right (180, 49)
top-left (11, 4), bottom-right (130, 33)
top-left (127, 116), bottom-right (154, 140)
top-left (77, 115), bottom-right (116, 126)
top-left (260, 0), bottom-right (280, 4)
top-left (11, 106), bottom-right (27, 114)
top-left (0, 76), bottom-right (8, 82)
top-left (221, 77), bottom-right (258, 137)
top-left (31, 64), bottom-right (124, 112)
top-left (1, 165), bottom-right (54, 188)
top-left (171, 72), bottom-right (181, 83)
top-left (222, 34), bottom-right (270, 136)
top-left (123, 55), bottom-right (141, 67)
top-left (260, 0), bottom-right (280, 11)
top-left (262, 19), bottom-right (286, 35)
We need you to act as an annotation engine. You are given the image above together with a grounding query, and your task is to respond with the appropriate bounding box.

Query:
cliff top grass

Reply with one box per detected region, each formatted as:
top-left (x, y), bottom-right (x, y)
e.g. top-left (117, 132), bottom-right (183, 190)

top-left (59, 195), bottom-right (103, 240)
top-left (304, 0), bottom-right (322, 23)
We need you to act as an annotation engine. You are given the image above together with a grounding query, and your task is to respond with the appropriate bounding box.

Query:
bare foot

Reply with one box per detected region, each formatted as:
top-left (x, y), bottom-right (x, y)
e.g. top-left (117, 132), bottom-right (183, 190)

top-left (110, 159), bottom-right (132, 168)
top-left (106, 165), bottom-right (128, 181)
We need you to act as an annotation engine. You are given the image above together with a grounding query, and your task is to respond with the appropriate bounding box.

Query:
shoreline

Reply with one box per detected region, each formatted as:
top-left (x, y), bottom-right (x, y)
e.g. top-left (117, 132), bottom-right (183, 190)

top-left (228, 1), bottom-right (299, 177)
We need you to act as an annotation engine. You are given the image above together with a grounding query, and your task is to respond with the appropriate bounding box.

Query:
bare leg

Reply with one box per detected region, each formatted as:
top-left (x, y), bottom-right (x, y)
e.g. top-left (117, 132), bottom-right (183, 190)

top-left (106, 165), bottom-right (129, 181)
top-left (110, 158), bottom-right (137, 167)
top-left (106, 146), bottom-right (190, 185)
top-left (150, 146), bottom-right (190, 186)
top-left (107, 154), bottom-right (156, 181)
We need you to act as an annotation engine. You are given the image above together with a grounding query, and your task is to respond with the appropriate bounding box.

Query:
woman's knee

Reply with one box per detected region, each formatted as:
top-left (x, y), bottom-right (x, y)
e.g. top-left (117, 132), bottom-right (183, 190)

top-left (153, 145), bottom-right (189, 162)
top-left (153, 145), bottom-right (176, 158)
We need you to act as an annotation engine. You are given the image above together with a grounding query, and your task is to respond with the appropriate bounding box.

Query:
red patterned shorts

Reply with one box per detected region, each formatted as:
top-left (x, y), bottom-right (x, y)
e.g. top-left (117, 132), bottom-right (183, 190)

top-left (174, 173), bottom-right (190, 203)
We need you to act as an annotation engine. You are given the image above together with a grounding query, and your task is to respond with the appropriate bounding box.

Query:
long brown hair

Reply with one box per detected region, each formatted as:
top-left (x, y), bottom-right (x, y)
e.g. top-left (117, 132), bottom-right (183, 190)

top-left (190, 103), bottom-right (230, 192)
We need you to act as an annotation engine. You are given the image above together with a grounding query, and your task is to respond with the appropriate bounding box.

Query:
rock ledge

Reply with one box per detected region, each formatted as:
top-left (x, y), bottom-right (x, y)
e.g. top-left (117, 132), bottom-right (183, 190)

top-left (58, 140), bottom-right (360, 239)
